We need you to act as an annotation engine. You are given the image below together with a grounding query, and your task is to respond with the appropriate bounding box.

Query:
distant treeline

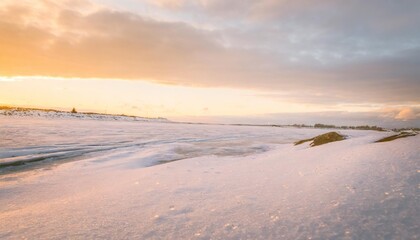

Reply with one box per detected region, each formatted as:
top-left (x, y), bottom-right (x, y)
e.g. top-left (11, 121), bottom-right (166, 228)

top-left (279, 123), bottom-right (385, 131)
top-left (278, 123), bottom-right (384, 131)
top-left (269, 123), bottom-right (384, 131)
top-left (284, 123), bottom-right (419, 132)
top-left (314, 123), bottom-right (385, 131)
top-left (391, 127), bottom-right (420, 132)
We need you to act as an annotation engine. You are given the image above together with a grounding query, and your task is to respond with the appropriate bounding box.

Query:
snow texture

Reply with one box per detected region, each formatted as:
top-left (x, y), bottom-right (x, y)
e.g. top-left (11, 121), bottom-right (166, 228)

top-left (0, 116), bottom-right (419, 239)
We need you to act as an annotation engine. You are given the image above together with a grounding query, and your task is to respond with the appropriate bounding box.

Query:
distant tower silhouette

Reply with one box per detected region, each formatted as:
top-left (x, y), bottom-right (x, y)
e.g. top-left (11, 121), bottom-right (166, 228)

top-left (71, 107), bottom-right (77, 113)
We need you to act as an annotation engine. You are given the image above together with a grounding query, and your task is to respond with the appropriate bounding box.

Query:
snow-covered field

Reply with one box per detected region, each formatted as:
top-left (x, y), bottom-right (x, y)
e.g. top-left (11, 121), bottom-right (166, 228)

top-left (0, 108), bottom-right (168, 122)
top-left (0, 116), bottom-right (419, 239)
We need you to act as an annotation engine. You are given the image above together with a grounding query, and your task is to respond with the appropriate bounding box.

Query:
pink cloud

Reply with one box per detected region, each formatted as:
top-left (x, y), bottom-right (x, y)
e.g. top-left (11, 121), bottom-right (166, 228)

top-left (395, 108), bottom-right (417, 121)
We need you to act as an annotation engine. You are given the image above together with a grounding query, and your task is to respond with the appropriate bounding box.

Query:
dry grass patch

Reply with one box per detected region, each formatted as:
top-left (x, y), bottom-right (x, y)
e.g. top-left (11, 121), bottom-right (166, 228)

top-left (295, 132), bottom-right (346, 147)
top-left (375, 131), bottom-right (418, 143)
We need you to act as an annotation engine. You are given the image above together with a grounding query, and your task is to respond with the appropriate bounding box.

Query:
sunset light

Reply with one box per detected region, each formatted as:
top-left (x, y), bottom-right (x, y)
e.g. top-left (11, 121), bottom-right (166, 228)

top-left (0, 0), bottom-right (418, 126)
top-left (1, 1), bottom-right (419, 239)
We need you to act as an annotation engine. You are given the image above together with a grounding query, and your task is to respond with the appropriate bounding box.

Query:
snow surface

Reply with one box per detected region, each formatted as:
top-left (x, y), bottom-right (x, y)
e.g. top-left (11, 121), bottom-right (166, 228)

top-left (0, 109), bottom-right (168, 122)
top-left (0, 116), bottom-right (419, 239)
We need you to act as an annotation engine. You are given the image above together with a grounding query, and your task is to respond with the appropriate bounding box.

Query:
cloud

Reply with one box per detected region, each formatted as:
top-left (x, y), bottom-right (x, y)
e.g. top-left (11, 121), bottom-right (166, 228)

top-left (380, 107), bottom-right (420, 121)
top-left (0, 0), bottom-right (419, 106)
top-left (395, 108), bottom-right (418, 121)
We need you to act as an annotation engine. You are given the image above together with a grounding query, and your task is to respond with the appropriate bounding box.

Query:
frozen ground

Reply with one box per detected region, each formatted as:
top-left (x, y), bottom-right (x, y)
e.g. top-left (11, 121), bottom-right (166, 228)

top-left (0, 116), bottom-right (419, 239)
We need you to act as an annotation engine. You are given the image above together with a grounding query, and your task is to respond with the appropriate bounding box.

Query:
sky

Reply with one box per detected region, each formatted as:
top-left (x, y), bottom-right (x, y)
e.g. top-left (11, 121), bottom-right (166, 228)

top-left (0, 0), bottom-right (419, 127)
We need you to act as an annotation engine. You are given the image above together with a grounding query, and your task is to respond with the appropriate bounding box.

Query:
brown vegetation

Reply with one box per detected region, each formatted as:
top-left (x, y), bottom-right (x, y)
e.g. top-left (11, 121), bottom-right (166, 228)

top-left (295, 132), bottom-right (346, 147)
top-left (375, 132), bottom-right (418, 143)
